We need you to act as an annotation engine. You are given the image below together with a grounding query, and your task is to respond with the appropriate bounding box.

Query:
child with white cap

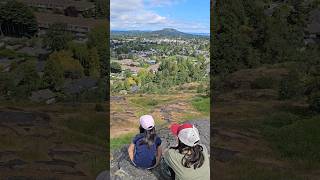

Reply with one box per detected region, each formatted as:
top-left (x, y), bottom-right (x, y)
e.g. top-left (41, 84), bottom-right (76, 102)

top-left (162, 123), bottom-right (210, 180)
top-left (128, 115), bottom-right (162, 169)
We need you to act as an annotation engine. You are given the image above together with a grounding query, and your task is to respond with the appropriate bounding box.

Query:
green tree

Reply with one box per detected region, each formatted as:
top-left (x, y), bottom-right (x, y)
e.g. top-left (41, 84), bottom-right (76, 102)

top-left (10, 60), bottom-right (41, 98)
top-left (68, 42), bottom-right (90, 71)
top-left (45, 51), bottom-right (84, 81)
top-left (88, 24), bottom-right (109, 76)
top-left (43, 23), bottom-right (73, 51)
top-left (88, 48), bottom-right (101, 78)
top-left (95, 0), bottom-right (108, 18)
top-left (43, 55), bottom-right (64, 89)
top-left (0, 0), bottom-right (38, 37)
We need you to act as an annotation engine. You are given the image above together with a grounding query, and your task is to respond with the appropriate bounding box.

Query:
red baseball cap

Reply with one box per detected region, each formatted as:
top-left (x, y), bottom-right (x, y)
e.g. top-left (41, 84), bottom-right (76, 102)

top-left (170, 123), bottom-right (200, 147)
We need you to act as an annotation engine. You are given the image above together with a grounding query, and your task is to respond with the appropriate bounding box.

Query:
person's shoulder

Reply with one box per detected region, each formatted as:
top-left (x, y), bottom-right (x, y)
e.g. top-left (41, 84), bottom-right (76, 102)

top-left (132, 133), bottom-right (144, 143)
top-left (164, 148), bottom-right (175, 160)
top-left (166, 148), bottom-right (178, 156)
top-left (155, 135), bottom-right (162, 143)
top-left (199, 144), bottom-right (209, 156)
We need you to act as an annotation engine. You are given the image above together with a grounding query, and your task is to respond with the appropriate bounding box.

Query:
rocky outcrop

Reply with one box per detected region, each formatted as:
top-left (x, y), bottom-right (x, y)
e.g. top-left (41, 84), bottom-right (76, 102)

top-left (110, 119), bottom-right (210, 180)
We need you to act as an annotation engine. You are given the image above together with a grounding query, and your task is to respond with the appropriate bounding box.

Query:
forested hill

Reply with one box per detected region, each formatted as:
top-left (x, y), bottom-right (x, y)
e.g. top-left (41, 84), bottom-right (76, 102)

top-left (111, 28), bottom-right (208, 38)
top-left (212, 0), bottom-right (320, 75)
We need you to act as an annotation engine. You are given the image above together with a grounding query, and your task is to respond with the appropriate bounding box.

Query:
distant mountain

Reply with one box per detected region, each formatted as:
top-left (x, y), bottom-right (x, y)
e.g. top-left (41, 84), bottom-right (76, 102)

top-left (151, 28), bottom-right (190, 37)
top-left (111, 28), bottom-right (209, 38)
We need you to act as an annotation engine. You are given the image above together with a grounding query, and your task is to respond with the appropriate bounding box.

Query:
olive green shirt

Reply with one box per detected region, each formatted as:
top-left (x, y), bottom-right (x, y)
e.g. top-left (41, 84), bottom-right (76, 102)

top-left (164, 144), bottom-right (210, 180)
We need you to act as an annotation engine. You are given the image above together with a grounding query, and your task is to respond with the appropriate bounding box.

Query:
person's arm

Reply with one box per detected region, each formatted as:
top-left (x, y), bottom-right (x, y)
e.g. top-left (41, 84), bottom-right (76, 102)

top-left (156, 145), bottom-right (162, 165)
top-left (128, 143), bottom-right (135, 161)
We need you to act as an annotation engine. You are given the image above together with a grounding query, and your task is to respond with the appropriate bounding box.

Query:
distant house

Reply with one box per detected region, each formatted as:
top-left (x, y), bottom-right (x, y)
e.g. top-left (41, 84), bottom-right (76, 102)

top-left (118, 59), bottom-right (139, 66)
top-left (147, 59), bottom-right (156, 65)
top-left (122, 66), bottom-right (141, 75)
top-left (29, 89), bottom-right (56, 104)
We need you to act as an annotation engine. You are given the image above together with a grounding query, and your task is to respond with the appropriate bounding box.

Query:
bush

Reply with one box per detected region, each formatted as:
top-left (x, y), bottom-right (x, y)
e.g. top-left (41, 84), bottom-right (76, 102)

top-left (263, 112), bottom-right (299, 128)
top-left (0, 49), bottom-right (18, 59)
top-left (269, 117), bottom-right (320, 162)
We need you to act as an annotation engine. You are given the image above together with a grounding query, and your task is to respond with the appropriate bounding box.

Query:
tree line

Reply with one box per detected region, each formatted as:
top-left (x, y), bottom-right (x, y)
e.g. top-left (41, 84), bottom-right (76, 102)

top-left (212, 0), bottom-right (320, 112)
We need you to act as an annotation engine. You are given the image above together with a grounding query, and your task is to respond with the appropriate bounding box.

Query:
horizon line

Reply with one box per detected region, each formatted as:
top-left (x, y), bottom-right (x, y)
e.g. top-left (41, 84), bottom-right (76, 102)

top-left (110, 28), bottom-right (210, 34)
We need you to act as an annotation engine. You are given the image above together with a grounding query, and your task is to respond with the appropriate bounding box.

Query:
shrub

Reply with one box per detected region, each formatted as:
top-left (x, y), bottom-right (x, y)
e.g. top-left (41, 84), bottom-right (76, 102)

top-left (263, 112), bottom-right (299, 128)
top-left (0, 49), bottom-right (18, 59)
top-left (269, 117), bottom-right (320, 161)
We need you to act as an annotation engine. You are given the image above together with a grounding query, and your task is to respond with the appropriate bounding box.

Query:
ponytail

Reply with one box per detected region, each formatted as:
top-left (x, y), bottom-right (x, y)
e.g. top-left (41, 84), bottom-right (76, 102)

top-left (139, 125), bottom-right (156, 148)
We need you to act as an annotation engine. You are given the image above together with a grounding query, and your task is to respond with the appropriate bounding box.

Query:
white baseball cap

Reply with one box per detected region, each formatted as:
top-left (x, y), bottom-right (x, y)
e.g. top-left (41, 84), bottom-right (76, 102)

top-left (139, 115), bottom-right (155, 130)
top-left (170, 123), bottom-right (200, 147)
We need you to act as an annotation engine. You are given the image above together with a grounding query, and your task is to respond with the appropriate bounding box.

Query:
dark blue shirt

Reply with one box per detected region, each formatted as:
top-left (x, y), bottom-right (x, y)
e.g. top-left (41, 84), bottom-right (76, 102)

top-left (132, 133), bottom-right (162, 169)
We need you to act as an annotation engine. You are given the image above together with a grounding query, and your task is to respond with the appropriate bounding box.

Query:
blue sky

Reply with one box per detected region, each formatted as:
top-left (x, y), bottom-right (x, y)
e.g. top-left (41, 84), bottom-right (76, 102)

top-left (111, 0), bottom-right (210, 33)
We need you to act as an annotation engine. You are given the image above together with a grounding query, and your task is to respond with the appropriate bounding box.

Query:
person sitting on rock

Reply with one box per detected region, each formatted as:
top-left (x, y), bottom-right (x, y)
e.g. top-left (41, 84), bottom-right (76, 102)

top-left (163, 123), bottom-right (210, 180)
top-left (128, 115), bottom-right (162, 169)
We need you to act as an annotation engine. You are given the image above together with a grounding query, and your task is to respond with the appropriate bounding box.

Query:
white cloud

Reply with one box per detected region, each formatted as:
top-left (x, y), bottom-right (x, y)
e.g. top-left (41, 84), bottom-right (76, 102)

top-left (111, 0), bottom-right (209, 33)
top-left (145, 0), bottom-right (184, 7)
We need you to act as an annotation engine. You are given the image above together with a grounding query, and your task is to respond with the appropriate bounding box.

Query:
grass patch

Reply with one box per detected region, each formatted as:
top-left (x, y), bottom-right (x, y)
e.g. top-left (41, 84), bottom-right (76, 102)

top-left (60, 113), bottom-right (107, 147)
top-left (191, 96), bottom-right (210, 116)
top-left (81, 153), bottom-right (108, 176)
top-left (110, 132), bottom-right (136, 150)
top-left (61, 129), bottom-right (106, 147)
top-left (130, 97), bottom-right (167, 108)
top-left (263, 115), bottom-right (320, 164)
top-left (63, 114), bottom-right (107, 140)
top-left (0, 135), bottom-right (20, 149)
top-left (129, 96), bottom-right (172, 115)
top-left (263, 112), bottom-right (300, 129)
top-left (226, 159), bottom-right (305, 180)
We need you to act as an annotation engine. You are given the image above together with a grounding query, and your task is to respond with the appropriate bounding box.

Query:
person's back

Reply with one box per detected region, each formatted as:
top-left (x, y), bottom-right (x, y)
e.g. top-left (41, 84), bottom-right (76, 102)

top-left (128, 115), bottom-right (162, 169)
top-left (132, 132), bottom-right (161, 168)
top-left (164, 144), bottom-right (210, 180)
top-left (163, 123), bottom-right (210, 180)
